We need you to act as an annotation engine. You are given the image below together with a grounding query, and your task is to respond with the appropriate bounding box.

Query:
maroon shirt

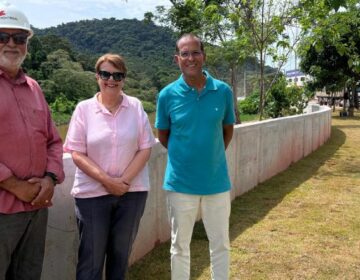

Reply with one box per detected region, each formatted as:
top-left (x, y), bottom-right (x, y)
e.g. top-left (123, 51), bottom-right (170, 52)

top-left (0, 69), bottom-right (64, 213)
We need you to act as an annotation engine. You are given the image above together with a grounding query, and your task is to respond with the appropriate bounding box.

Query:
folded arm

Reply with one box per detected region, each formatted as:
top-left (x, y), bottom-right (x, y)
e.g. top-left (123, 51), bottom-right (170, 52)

top-left (121, 148), bottom-right (152, 184)
top-left (0, 175), bottom-right (41, 204)
top-left (71, 151), bottom-right (130, 196)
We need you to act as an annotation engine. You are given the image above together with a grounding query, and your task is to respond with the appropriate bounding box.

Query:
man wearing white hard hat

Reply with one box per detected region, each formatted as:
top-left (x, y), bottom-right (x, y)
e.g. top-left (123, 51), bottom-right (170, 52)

top-left (0, 2), bottom-right (64, 279)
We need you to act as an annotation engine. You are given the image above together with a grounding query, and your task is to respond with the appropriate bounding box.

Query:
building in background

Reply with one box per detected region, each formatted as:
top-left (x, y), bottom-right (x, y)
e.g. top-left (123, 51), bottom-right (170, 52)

top-left (285, 69), bottom-right (311, 87)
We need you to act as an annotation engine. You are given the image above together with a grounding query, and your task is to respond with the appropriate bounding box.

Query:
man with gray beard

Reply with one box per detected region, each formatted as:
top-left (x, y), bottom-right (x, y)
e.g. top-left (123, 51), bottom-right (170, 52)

top-left (0, 2), bottom-right (64, 279)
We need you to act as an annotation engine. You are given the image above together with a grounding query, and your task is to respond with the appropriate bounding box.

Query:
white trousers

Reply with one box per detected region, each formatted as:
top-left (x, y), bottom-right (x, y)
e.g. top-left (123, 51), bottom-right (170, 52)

top-left (167, 191), bottom-right (231, 280)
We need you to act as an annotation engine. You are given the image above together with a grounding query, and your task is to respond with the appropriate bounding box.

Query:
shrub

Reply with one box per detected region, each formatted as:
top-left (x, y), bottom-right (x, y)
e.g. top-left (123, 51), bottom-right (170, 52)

top-left (238, 90), bottom-right (260, 115)
top-left (142, 101), bottom-right (156, 113)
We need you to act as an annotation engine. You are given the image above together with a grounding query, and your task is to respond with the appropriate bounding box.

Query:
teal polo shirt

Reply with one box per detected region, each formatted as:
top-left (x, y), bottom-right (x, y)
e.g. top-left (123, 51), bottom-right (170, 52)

top-left (155, 71), bottom-right (235, 195)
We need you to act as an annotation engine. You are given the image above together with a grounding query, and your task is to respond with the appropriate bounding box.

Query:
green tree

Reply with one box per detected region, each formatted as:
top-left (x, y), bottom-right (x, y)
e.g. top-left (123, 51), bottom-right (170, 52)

top-left (51, 69), bottom-right (97, 102)
top-left (230, 0), bottom-right (300, 120)
top-left (40, 49), bottom-right (83, 79)
top-left (285, 84), bottom-right (313, 115)
top-left (39, 79), bottom-right (58, 103)
top-left (23, 36), bottom-right (47, 75)
top-left (239, 90), bottom-right (260, 114)
top-left (142, 101), bottom-right (156, 113)
top-left (239, 76), bottom-right (312, 118)
top-left (38, 34), bottom-right (76, 59)
top-left (298, 3), bottom-right (360, 115)
top-left (50, 93), bottom-right (76, 114)
top-left (143, 12), bottom-right (155, 24)
top-left (49, 93), bottom-right (76, 125)
top-left (265, 77), bottom-right (290, 118)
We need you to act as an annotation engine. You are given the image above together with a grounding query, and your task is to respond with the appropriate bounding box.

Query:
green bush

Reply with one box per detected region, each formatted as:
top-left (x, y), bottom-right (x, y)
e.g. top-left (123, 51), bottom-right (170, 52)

top-left (50, 93), bottom-right (76, 114)
top-left (142, 101), bottom-right (156, 113)
top-left (51, 112), bottom-right (72, 125)
top-left (238, 76), bottom-right (314, 119)
top-left (238, 90), bottom-right (260, 115)
top-left (265, 77), bottom-right (289, 118)
top-left (266, 79), bottom-right (314, 118)
top-left (285, 85), bottom-right (314, 115)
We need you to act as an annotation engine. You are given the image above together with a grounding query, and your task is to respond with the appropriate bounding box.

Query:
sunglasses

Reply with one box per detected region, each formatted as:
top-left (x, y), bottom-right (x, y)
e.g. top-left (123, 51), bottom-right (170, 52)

top-left (98, 70), bottom-right (126, 81)
top-left (0, 32), bottom-right (29, 45)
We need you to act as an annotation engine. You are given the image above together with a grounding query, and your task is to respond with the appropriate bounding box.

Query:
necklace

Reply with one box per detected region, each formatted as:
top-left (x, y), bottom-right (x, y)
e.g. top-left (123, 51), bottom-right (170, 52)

top-left (99, 94), bottom-right (122, 113)
top-left (106, 103), bottom-right (120, 112)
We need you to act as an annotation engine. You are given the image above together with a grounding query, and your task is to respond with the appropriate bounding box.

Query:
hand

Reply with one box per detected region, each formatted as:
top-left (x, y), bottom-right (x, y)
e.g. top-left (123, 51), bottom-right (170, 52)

top-left (0, 176), bottom-right (41, 203)
top-left (103, 176), bottom-right (130, 196)
top-left (28, 176), bottom-right (55, 207)
top-left (13, 181), bottom-right (41, 203)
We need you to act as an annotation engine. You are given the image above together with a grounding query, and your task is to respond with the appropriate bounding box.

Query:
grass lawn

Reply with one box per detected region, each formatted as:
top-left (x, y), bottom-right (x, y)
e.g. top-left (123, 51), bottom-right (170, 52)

top-left (240, 114), bottom-right (260, 123)
top-left (128, 110), bottom-right (360, 280)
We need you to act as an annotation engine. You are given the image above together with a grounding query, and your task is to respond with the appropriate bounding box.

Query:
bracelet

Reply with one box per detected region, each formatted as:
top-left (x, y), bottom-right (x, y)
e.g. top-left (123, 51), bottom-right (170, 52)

top-left (44, 172), bottom-right (58, 185)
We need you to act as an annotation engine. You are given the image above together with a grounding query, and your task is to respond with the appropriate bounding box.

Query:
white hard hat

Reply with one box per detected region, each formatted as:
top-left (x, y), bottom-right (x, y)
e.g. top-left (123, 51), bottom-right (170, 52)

top-left (0, 1), bottom-right (33, 37)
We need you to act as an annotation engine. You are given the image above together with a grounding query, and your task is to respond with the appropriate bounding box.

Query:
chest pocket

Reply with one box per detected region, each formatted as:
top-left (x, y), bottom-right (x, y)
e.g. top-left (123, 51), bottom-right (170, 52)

top-left (0, 112), bottom-right (13, 136)
top-left (0, 95), bottom-right (14, 136)
top-left (26, 107), bottom-right (46, 135)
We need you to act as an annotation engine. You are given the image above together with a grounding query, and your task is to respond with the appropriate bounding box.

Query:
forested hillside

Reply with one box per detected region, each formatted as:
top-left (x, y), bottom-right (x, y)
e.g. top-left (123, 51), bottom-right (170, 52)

top-left (24, 18), bottom-right (180, 124)
top-left (35, 18), bottom-right (178, 77)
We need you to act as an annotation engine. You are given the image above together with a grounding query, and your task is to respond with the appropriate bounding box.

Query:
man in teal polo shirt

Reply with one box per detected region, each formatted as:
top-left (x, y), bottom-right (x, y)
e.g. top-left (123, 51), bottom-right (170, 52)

top-left (155, 33), bottom-right (235, 280)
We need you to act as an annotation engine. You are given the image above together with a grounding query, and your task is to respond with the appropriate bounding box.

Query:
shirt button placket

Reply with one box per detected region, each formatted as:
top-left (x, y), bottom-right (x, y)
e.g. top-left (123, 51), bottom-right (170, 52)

top-left (110, 118), bottom-right (117, 175)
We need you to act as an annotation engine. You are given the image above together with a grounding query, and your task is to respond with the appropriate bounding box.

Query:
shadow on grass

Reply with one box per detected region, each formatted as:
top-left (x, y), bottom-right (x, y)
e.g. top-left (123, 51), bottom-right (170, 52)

top-left (332, 115), bottom-right (360, 122)
top-left (228, 126), bottom-right (346, 237)
top-left (128, 126), bottom-right (346, 280)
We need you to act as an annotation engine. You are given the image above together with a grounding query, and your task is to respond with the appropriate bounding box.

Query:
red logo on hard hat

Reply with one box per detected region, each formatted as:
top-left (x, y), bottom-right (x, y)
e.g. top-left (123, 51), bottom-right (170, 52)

top-left (0, 10), bottom-right (5, 16)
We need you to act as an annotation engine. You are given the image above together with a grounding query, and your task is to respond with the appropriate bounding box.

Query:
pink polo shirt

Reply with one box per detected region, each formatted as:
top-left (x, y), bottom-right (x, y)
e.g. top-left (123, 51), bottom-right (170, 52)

top-left (0, 69), bottom-right (65, 214)
top-left (63, 93), bottom-right (156, 198)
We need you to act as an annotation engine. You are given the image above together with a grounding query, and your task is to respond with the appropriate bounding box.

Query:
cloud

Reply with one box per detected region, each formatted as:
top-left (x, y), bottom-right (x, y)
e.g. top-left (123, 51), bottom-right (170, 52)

top-left (9, 0), bottom-right (171, 28)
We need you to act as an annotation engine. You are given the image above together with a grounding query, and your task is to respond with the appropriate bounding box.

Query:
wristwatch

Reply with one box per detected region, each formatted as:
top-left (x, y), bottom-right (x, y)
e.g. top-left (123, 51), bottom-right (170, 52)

top-left (44, 171), bottom-right (58, 185)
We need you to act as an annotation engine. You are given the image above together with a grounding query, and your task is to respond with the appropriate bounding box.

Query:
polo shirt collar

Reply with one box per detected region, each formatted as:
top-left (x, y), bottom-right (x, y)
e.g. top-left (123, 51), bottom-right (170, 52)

top-left (177, 70), bottom-right (218, 93)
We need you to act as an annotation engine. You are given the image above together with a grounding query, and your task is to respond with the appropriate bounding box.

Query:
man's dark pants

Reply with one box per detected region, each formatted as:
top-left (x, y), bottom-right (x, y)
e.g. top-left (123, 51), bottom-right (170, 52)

top-left (0, 208), bottom-right (48, 280)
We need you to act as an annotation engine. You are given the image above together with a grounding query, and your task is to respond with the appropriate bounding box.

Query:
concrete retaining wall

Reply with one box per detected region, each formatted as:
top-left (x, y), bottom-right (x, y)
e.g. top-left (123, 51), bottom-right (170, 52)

top-left (41, 105), bottom-right (331, 280)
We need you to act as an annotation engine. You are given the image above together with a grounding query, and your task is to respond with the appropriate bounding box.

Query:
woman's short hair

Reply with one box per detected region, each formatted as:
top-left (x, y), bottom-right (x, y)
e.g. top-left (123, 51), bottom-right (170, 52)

top-left (95, 53), bottom-right (127, 75)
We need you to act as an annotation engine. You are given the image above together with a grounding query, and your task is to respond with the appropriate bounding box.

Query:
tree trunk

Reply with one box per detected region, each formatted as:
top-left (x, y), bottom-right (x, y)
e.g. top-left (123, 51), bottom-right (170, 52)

top-left (331, 92), bottom-right (335, 112)
top-left (259, 50), bottom-right (265, 120)
top-left (259, 0), bottom-right (265, 121)
top-left (354, 84), bottom-right (359, 110)
top-left (348, 84), bottom-right (356, 117)
top-left (231, 64), bottom-right (241, 124)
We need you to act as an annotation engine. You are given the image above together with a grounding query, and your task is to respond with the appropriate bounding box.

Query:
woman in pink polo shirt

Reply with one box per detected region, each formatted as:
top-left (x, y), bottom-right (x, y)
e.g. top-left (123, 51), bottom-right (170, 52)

top-left (64, 53), bottom-right (156, 280)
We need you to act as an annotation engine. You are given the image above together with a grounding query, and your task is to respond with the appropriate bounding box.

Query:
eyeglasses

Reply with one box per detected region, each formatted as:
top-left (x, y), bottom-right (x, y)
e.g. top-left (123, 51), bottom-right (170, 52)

top-left (98, 70), bottom-right (126, 81)
top-left (178, 50), bottom-right (203, 59)
top-left (0, 32), bottom-right (29, 45)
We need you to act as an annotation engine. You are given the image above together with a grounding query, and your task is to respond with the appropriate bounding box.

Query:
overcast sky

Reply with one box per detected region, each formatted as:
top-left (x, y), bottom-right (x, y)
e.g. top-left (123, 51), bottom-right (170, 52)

top-left (8, 0), bottom-right (171, 28)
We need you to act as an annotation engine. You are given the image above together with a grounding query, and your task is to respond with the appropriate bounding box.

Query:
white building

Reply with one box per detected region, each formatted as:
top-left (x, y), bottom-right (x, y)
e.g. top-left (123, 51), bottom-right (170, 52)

top-left (285, 69), bottom-right (311, 87)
